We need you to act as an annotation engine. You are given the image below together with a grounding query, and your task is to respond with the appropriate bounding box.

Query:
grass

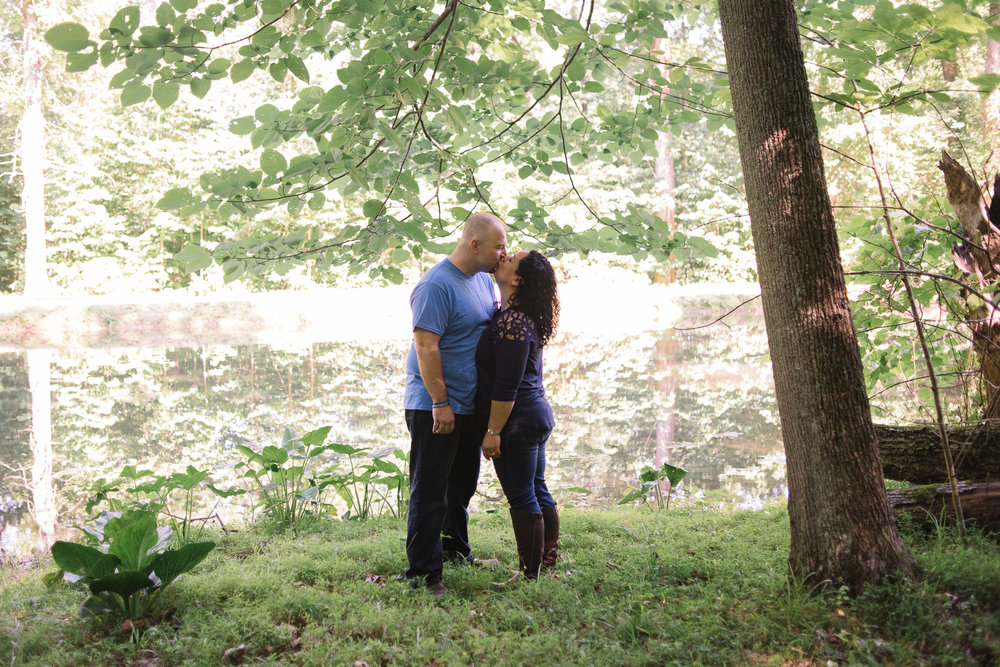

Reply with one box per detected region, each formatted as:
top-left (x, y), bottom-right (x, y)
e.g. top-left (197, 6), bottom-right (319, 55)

top-left (2, 503), bottom-right (999, 665)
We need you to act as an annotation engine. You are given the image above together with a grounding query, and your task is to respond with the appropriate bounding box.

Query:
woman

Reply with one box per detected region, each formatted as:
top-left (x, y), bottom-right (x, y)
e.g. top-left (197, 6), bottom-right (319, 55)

top-left (476, 249), bottom-right (560, 581)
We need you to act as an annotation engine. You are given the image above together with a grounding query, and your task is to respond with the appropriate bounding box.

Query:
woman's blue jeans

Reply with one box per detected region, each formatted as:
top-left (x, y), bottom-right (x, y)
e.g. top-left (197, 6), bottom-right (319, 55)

top-left (492, 424), bottom-right (555, 513)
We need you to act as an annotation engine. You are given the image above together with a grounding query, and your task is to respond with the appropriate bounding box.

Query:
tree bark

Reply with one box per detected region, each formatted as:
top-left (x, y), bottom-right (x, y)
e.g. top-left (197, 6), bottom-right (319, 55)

top-left (21, 0), bottom-right (47, 297)
top-left (876, 423), bottom-right (1000, 483)
top-left (719, 0), bottom-right (914, 589)
top-left (888, 481), bottom-right (1000, 532)
top-left (938, 152), bottom-right (1000, 419)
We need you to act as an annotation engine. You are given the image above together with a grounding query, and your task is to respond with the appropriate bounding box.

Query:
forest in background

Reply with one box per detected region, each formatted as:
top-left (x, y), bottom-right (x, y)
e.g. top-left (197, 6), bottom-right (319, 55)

top-left (4, 0), bottom-right (998, 427)
top-left (1, 0), bottom-right (1000, 589)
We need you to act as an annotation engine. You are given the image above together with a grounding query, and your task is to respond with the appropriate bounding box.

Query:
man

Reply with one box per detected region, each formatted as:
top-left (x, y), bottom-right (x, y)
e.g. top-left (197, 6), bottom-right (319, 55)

top-left (403, 212), bottom-right (507, 595)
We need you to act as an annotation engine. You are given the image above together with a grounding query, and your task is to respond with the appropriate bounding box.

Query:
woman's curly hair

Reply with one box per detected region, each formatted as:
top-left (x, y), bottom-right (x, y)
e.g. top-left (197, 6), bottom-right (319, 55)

top-left (510, 250), bottom-right (559, 346)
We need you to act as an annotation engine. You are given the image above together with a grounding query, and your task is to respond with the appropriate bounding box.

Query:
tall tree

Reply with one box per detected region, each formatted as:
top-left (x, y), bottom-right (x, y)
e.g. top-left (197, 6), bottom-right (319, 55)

top-left (652, 36), bottom-right (677, 285)
top-left (987, 1), bottom-right (1000, 170)
top-left (21, 0), bottom-right (46, 296)
top-left (717, 0), bottom-right (914, 588)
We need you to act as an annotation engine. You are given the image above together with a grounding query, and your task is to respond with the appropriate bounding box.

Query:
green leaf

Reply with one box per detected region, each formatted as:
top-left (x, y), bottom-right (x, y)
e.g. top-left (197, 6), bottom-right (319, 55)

top-left (138, 26), bottom-right (173, 47)
top-left (147, 542), bottom-right (215, 588)
top-left (155, 2), bottom-right (175, 27)
top-left (261, 445), bottom-right (289, 465)
top-left (158, 187), bottom-right (193, 210)
top-left (190, 77), bottom-right (211, 98)
top-left (969, 73), bottom-right (1000, 93)
top-left (319, 86), bottom-right (349, 112)
top-left (152, 81), bottom-right (179, 109)
top-left (108, 513), bottom-right (160, 571)
top-left (207, 58), bottom-right (231, 76)
top-left (260, 149), bottom-right (287, 175)
top-left (230, 58), bottom-right (256, 83)
top-left (120, 84), bottom-right (151, 107)
top-left (173, 244), bottom-right (212, 272)
top-left (50, 542), bottom-right (120, 580)
top-left (308, 192), bottom-right (326, 211)
top-left (45, 22), bottom-right (91, 52)
top-left (255, 103), bottom-right (280, 123)
top-left (363, 199), bottom-right (384, 219)
top-left (661, 463), bottom-right (688, 487)
top-left (80, 592), bottom-right (120, 618)
top-left (89, 571), bottom-right (154, 599)
top-left (301, 426), bottom-right (331, 447)
top-left (566, 59), bottom-right (586, 81)
top-left (66, 49), bottom-right (100, 72)
top-left (229, 116), bottom-right (256, 135)
top-left (377, 118), bottom-right (404, 149)
top-left (109, 7), bottom-right (140, 36)
top-left (284, 56), bottom-right (310, 83)
top-left (269, 61), bottom-right (287, 82)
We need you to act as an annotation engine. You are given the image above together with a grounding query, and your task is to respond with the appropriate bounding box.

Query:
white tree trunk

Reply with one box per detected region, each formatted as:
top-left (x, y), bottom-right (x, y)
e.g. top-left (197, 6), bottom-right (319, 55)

top-left (28, 348), bottom-right (57, 540)
top-left (21, 0), bottom-right (47, 297)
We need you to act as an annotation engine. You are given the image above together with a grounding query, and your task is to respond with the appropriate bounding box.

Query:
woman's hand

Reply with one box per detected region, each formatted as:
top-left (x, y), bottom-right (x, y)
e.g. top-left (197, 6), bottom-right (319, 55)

top-left (482, 433), bottom-right (501, 460)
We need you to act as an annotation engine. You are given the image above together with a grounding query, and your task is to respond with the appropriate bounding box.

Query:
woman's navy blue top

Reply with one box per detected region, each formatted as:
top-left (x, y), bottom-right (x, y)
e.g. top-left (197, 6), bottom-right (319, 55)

top-left (475, 307), bottom-right (555, 433)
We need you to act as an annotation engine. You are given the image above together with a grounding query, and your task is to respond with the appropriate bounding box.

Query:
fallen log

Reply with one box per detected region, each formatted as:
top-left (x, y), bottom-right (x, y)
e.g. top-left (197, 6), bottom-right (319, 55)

top-left (888, 481), bottom-right (1000, 533)
top-left (875, 423), bottom-right (1000, 484)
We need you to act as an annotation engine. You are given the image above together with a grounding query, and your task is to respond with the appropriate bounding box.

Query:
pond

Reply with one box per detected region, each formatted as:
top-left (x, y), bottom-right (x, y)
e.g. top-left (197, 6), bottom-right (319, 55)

top-left (0, 283), bottom-right (782, 553)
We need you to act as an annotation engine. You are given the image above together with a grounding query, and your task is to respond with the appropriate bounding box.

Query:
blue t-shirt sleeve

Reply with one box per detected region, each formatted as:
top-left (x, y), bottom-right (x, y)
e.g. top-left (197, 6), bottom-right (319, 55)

top-left (410, 281), bottom-right (450, 335)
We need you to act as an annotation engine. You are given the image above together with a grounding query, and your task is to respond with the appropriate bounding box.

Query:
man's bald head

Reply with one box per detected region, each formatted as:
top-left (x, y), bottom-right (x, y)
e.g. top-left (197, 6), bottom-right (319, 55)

top-left (461, 213), bottom-right (505, 242)
top-left (450, 213), bottom-right (507, 275)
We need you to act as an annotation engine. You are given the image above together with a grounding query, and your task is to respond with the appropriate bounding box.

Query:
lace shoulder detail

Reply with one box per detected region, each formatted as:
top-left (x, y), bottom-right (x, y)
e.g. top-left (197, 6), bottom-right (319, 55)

top-left (493, 308), bottom-right (535, 343)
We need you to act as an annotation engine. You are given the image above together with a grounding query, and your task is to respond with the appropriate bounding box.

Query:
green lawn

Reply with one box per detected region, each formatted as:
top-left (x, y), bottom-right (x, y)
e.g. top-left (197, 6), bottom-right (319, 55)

top-left (3, 504), bottom-right (998, 665)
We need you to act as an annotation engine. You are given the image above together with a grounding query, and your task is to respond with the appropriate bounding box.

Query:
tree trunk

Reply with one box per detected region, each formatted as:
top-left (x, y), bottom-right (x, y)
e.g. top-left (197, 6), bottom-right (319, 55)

top-left (888, 481), bottom-right (1000, 532)
top-left (27, 348), bottom-right (57, 540)
top-left (653, 36), bottom-right (677, 285)
top-left (21, 0), bottom-right (47, 297)
top-left (876, 423), bottom-right (1000, 483)
top-left (718, 0), bottom-right (914, 590)
top-left (986, 2), bottom-right (1000, 173)
top-left (938, 152), bottom-right (1000, 419)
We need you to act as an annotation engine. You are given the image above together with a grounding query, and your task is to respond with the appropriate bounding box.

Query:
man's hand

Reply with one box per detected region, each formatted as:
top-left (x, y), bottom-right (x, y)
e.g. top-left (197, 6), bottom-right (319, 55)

top-left (432, 403), bottom-right (455, 434)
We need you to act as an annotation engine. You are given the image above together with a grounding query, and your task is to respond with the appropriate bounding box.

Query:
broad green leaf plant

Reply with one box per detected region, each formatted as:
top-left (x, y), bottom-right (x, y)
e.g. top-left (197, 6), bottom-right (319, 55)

top-left (84, 464), bottom-right (243, 545)
top-left (233, 425), bottom-right (407, 524)
top-left (48, 510), bottom-right (215, 634)
top-left (620, 461), bottom-right (688, 510)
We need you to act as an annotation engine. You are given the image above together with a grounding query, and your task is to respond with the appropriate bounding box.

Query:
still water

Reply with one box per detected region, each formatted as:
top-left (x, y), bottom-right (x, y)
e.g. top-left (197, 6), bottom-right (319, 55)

top-left (0, 286), bottom-right (783, 552)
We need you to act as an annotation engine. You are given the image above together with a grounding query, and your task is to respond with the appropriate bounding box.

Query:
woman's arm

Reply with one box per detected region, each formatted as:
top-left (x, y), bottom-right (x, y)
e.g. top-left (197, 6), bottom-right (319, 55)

top-left (481, 400), bottom-right (514, 460)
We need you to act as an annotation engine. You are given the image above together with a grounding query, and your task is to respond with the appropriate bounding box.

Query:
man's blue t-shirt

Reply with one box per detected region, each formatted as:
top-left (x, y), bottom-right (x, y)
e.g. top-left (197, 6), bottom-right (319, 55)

top-left (404, 259), bottom-right (497, 415)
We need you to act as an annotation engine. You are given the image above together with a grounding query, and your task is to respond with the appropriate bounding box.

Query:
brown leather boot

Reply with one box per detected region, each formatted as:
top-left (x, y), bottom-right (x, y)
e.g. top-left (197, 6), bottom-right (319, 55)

top-left (508, 508), bottom-right (544, 580)
top-left (541, 505), bottom-right (559, 569)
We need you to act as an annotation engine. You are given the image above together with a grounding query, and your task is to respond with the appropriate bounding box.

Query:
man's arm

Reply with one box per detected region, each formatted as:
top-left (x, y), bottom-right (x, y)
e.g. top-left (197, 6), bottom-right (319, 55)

top-left (413, 327), bottom-right (456, 435)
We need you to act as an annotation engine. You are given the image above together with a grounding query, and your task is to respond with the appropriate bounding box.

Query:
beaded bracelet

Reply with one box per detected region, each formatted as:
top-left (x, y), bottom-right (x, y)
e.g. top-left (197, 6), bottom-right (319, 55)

top-left (431, 400), bottom-right (450, 408)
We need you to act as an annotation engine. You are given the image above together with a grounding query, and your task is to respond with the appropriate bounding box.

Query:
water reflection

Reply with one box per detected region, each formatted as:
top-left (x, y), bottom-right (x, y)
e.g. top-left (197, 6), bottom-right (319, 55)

top-left (0, 302), bottom-right (783, 552)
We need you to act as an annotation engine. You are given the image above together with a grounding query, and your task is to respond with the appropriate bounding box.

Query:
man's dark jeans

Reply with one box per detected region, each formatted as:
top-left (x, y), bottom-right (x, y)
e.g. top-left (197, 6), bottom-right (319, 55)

top-left (404, 409), bottom-right (483, 585)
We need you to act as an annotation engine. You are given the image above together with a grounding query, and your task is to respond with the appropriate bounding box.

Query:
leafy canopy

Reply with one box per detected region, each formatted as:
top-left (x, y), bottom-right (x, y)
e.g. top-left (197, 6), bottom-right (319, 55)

top-left (46, 0), bottom-right (729, 282)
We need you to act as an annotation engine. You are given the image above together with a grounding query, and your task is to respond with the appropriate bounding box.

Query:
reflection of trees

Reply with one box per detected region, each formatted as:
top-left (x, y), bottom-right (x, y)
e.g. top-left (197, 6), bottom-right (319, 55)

top-left (0, 353), bottom-right (31, 544)
top-left (0, 318), bottom-right (786, 536)
top-left (544, 323), bottom-right (784, 503)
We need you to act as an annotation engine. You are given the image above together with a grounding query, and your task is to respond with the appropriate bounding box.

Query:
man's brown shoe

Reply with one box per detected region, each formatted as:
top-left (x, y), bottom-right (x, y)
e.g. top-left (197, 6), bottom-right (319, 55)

top-left (426, 582), bottom-right (447, 597)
